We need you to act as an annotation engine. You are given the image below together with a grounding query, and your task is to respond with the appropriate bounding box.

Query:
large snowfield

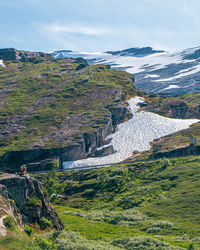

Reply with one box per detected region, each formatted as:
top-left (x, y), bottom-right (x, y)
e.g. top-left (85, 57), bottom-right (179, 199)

top-left (63, 97), bottom-right (199, 169)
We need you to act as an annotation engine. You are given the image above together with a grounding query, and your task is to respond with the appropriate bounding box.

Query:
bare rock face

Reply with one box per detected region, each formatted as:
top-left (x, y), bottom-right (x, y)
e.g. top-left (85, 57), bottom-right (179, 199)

top-left (109, 102), bottom-right (128, 129)
top-left (0, 183), bottom-right (23, 237)
top-left (0, 174), bottom-right (63, 230)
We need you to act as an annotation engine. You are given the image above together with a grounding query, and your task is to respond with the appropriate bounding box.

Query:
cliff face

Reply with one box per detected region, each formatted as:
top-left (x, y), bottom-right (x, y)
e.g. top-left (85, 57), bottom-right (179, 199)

top-left (0, 184), bottom-right (22, 237)
top-left (0, 174), bottom-right (63, 234)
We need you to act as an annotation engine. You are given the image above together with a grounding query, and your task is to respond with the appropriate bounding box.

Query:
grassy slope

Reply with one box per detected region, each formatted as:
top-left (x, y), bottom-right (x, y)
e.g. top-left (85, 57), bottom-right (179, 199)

top-left (0, 58), bottom-right (137, 157)
top-left (2, 155), bottom-right (200, 249)
top-left (1, 57), bottom-right (200, 249)
top-left (30, 156), bottom-right (200, 249)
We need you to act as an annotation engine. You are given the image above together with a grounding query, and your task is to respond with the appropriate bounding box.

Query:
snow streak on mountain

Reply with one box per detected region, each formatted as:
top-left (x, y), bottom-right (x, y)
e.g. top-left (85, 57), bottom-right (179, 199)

top-left (52, 46), bottom-right (200, 95)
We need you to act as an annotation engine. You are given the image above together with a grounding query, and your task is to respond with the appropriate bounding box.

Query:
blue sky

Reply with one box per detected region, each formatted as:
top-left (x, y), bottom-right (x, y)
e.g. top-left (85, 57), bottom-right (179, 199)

top-left (0, 0), bottom-right (200, 52)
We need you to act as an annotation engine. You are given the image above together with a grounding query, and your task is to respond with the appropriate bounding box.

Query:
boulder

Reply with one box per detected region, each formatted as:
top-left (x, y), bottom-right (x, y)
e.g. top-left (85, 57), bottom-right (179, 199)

top-left (0, 174), bottom-right (63, 230)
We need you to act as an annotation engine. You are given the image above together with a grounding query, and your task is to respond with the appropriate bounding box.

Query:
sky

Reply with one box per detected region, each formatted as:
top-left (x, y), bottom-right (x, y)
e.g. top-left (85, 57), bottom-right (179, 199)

top-left (0, 0), bottom-right (200, 52)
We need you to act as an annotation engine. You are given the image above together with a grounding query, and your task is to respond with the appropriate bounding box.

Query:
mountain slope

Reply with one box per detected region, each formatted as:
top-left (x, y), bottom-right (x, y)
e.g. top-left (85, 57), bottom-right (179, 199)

top-left (0, 51), bottom-right (138, 171)
top-left (31, 155), bottom-right (200, 249)
top-left (52, 46), bottom-right (200, 95)
top-left (0, 48), bottom-right (200, 172)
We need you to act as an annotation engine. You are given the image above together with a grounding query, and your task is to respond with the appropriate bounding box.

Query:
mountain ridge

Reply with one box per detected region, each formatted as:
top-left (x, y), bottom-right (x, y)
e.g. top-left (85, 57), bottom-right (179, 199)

top-left (52, 46), bottom-right (200, 95)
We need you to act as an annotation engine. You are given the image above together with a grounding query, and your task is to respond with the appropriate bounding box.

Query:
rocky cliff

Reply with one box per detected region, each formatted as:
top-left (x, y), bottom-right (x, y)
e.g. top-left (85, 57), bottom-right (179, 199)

top-left (0, 173), bottom-right (63, 237)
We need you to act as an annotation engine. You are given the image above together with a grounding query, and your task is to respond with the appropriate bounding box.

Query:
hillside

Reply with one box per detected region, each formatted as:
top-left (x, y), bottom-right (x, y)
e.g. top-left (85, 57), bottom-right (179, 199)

top-left (0, 51), bottom-right (138, 171)
top-left (0, 49), bottom-right (200, 172)
top-left (1, 155), bottom-right (199, 249)
top-left (0, 49), bottom-right (200, 249)
top-left (9, 155), bottom-right (196, 250)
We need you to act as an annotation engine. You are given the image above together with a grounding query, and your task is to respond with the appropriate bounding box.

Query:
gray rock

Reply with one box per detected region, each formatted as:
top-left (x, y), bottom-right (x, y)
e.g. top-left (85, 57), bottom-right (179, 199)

top-left (0, 175), bottom-right (63, 230)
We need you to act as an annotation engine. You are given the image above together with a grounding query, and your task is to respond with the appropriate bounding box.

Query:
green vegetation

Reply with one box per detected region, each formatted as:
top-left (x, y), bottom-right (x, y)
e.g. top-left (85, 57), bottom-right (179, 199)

top-left (39, 217), bottom-right (53, 230)
top-left (3, 216), bottom-right (17, 230)
top-left (24, 225), bottom-right (33, 236)
top-left (0, 58), bottom-right (137, 157)
top-left (0, 237), bottom-right (34, 250)
top-left (28, 155), bottom-right (200, 249)
top-left (26, 197), bottom-right (42, 207)
top-left (1, 155), bottom-right (200, 249)
top-left (42, 160), bottom-right (64, 202)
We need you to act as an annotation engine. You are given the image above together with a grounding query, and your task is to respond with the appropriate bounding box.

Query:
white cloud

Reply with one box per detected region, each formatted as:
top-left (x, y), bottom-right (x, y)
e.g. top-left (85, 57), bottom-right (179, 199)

top-left (38, 22), bottom-right (113, 36)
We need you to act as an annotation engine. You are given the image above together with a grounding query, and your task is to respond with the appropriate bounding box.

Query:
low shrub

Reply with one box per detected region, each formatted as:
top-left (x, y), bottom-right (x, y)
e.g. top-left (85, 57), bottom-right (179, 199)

top-left (39, 217), bottom-right (52, 230)
top-left (111, 236), bottom-right (181, 249)
top-left (27, 197), bottom-right (42, 207)
top-left (146, 227), bottom-right (161, 233)
top-left (34, 231), bottom-right (119, 250)
top-left (24, 225), bottom-right (33, 236)
top-left (65, 208), bottom-right (145, 225)
top-left (151, 220), bottom-right (173, 229)
top-left (3, 216), bottom-right (16, 230)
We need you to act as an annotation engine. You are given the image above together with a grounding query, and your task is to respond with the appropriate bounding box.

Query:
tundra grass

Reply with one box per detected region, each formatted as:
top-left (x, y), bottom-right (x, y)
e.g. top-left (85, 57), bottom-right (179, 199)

top-left (51, 156), bottom-right (200, 249)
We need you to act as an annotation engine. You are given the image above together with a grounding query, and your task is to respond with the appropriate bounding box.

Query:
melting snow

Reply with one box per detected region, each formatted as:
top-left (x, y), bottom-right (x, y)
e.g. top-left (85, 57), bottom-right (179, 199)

top-left (144, 74), bottom-right (160, 78)
top-left (63, 97), bottom-right (199, 169)
top-left (162, 85), bottom-right (180, 91)
top-left (0, 60), bottom-right (5, 67)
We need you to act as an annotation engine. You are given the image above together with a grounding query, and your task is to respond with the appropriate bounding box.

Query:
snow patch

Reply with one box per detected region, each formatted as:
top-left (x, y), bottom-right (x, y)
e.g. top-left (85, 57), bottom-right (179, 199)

top-left (162, 85), bottom-right (180, 91)
top-left (144, 74), bottom-right (160, 78)
top-left (63, 97), bottom-right (199, 169)
top-left (0, 60), bottom-right (5, 67)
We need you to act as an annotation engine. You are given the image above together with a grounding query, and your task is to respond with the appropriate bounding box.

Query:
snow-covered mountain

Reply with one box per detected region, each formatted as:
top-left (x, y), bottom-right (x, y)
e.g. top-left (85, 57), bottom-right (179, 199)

top-left (52, 46), bottom-right (200, 95)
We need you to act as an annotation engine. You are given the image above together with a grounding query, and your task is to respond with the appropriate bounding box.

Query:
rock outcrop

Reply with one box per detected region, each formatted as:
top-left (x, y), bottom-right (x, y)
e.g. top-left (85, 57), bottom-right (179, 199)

top-left (0, 48), bottom-right (50, 62)
top-left (144, 100), bottom-right (200, 119)
top-left (162, 100), bottom-right (200, 119)
top-left (150, 145), bottom-right (200, 159)
top-left (0, 174), bottom-right (63, 233)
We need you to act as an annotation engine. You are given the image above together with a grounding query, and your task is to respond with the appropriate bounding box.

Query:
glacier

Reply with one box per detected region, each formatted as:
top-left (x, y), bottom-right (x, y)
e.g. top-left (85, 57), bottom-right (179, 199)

top-left (63, 97), bottom-right (199, 169)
